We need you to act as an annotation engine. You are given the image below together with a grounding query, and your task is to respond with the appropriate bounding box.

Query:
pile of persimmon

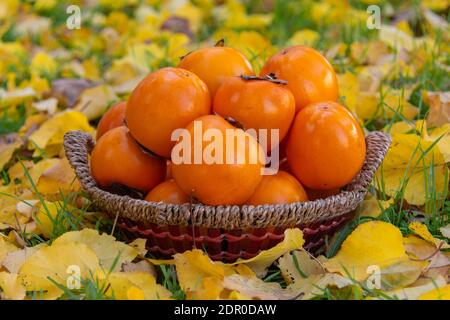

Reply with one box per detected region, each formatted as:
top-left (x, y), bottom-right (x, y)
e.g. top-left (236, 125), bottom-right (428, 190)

top-left (90, 42), bottom-right (366, 207)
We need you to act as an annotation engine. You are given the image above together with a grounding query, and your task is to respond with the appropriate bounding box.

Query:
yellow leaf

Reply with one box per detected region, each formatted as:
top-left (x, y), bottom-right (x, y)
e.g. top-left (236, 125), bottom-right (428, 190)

top-left (427, 124), bottom-right (450, 162)
top-left (223, 274), bottom-right (297, 300)
top-left (19, 242), bottom-right (100, 299)
top-left (440, 224), bottom-right (450, 239)
top-left (2, 244), bottom-right (45, 273)
top-left (36, 157), bottom-right (80, 196)
top-left (324, 221), bottom-right (408, 281)
top-left (0, 272), bottom-right (26, 300)
top-left (73, 85), bottom-right (118, 120)
top-left (54, 229), bottom-right (139, 271)
top-left (28, 110), bottom-right (94, 152)
top-left (278, 249), bottom-right (325, 285)
top-left (0, 236), bottom-right (18, 265)
top-left (97, 271), bottom-right (171, 300)
top-left (174, 249), bottom-right (225, 293)
top-left (0, 134), bottom-right (23, 171)
top-left (234, 228), bottom-right (304, 277)
top-left (379, 25), bottom-right (415, 51)
top-left (408, 222), bottom-right (450, 249)
top-left (188, 276), bottom-right (224, 300)
top-left (30, 51), bottom-right (57, 78)
top-left (377, 133), bottom-right (448, 206)
top-left (0, 87), bottom-right (35, 107)
top-left (381, 275), bottom-right (447, 300)
top-left (288, 29), bottom-right (320, 47)
top-left (357, 195), bottom-right (394, 218)
top-left (419, 284), bottom-right (450, 300)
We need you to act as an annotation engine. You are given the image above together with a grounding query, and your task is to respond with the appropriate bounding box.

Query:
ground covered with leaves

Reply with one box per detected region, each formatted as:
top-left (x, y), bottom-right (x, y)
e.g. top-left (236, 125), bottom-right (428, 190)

top-left (0, 0), bottom-right (449, 300)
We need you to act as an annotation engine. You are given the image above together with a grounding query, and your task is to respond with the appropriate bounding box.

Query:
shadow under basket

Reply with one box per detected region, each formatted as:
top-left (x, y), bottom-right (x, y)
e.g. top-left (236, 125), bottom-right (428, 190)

top-left (64, 131), bottom-right (391, 262)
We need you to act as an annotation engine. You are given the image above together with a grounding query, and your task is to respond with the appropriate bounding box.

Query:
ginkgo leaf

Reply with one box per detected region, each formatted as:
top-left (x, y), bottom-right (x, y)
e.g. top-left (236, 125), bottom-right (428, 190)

top-left (425, 91), bottom-right (450, 127)
top-left (187, 276), bottom-right (224, 300)
top-left (73, 85), bottom-right (118, 120)
top-left (54, 229), bottom-right (139, 272)
top-left (277, 249), bottom-right (325, 285)
top-left (0, 236), bottom-right (18, 265)
top-left (174, 249), bottom-right (225, 293)
top-left (234, 228), bottom-right (304, 277)
top-left (96, 271), bottom-right (171, 300)
top-left (0, 272), bottom-right (26, 300)
top-left (419, 284), bottom-right (450, 300)
top-left (0, 134), bottom-right (23, 171)
top-left (376, 133), bottom-right (448, 206)
top-left (440, 224), bottom-right (450, 239)
top-left (19, 242), bottom-right (100, 299)
top-left (2, 244), bottom-right (46, 273)
top-left (379, 25), bottom-right (415, 51)
top-left (408, 222), bottom-right (450, 249)
top-left (223, 274), bottom-right (298, 300)
top-left (36, 157), bottom-right (80, 196)
top-left (28, 110), bottom-right (94, 154)
top-left (324, 221), bottom-right (408, 281)
top-left (357, 195), bottom-right (394, 218)
top-left (381, 275), bottom-right (447, 300)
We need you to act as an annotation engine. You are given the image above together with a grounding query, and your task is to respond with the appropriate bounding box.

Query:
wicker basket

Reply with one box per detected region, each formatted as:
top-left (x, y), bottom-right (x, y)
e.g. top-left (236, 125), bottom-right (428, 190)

top-left (64, 130), bottom-right (391, 262)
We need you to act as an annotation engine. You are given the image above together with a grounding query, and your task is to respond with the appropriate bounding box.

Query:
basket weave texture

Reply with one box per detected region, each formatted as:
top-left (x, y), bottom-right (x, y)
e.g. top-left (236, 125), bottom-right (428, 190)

top-left (64, 130), bottom-right (391, 230)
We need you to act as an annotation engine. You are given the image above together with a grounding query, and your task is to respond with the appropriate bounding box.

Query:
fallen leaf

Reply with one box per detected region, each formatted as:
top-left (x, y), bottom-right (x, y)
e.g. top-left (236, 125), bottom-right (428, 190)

top-left (382, 275), bottom-right (447, 300)
top-left (51, 78), bottom-right (97, 108)
top-left (19, 242), bottom-right (100, 299)
top-left (419, 284), bottom-right (450, 300)
top-left (28, 110), bottom-right (94, 156)
top-left (73, 84), bottom-right (118, 120)
top-left (324, 221), bottom-right (408, 281)
top-left (2, 244), bottom-right (45, 273)
top-left (0, 272), bottom-right (26, 300)
top-left (377, 133), bottom-right (448, 206)
top-left (0, 134), bottom-right (23, 171)
top-left (277, 249), bottom-right (325, 285)
top-left (98, 271), bottom-right (171, 300)
top-left (425, 91), bottom-right (450, 127)
top-left (440, 224), bottom-right (450, 239)
top-left (234, 228), bottom-right (304, 277)
top-left (54, 229), bottom-right (139, 271)
top-left (36, 157), bottom-right (80, 196)
top-left (223, 274), bottom-right (298, 300)
top-left (32, 98), bottom-right (58, 114)
top-left (408, 221), bottom-right (450, 249)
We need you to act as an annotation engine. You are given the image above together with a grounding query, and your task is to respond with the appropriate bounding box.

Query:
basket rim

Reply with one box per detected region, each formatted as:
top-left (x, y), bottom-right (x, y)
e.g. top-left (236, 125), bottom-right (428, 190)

top-left (64, 130), bottom-right (391, 230)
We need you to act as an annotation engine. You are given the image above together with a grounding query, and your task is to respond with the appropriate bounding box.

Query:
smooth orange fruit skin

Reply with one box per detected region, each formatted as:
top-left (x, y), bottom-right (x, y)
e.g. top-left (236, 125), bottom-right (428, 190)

top-left (213, 77), bottom-right (295, 151)
top-left (91, 126), bottom-right (166, 192)
top-left (260, 46), bottom-right (338, 112)
top-left (144, 179), bottom-right (189, 204)
top-left (246, 170), bottom-right (308, 205)
top-left (171, 115), bottom-right (265, 205)
top-left (178, 47), bottom-right (254, 98)
top-left (96, 101), bottom-right (126, 140)
top-left (126, 67), bottom-right (211, 158)
top-left (286, 101), bottom-right (366, 190)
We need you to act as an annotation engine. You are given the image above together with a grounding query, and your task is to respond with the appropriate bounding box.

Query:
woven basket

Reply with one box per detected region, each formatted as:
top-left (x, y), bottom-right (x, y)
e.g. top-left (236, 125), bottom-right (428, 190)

top-left (64, 130), bottom-right (391, 262)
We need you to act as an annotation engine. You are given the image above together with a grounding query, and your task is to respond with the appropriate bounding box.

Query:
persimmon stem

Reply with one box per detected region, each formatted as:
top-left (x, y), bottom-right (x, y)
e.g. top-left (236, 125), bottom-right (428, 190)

top-left (215, 39), bottom-right (225, 47)
top-left (240, 74), bottom-right (288, 85)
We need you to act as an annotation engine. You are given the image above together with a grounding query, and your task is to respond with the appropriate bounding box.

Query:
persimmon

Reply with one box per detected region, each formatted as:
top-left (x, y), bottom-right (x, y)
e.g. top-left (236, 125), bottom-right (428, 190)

top-left (91, 126), bottom-right (166, 193)
top-left (246, 170), bottom-right (308, 205)
top-left (178, 45), bottom-right (254, 98)
top-left (287, 101), bottom-right (366, 190)
top-left (260, 46), bottom-right (338, 112)
top-left (171, 115), bottom-right (265, 205)
top-left (144, 179), bottom-right (189, 204)
top-left (213, 76), bottom-right (295, 150)
top-left (96, 101), bottom-right (126, 140)
top-left (126, 67), bottom-right (211, 158)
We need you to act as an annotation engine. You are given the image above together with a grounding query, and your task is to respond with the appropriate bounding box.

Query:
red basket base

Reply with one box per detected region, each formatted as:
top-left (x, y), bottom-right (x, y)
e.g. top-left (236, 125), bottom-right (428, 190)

top-left (116, 214), bottom-right (351, 262)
